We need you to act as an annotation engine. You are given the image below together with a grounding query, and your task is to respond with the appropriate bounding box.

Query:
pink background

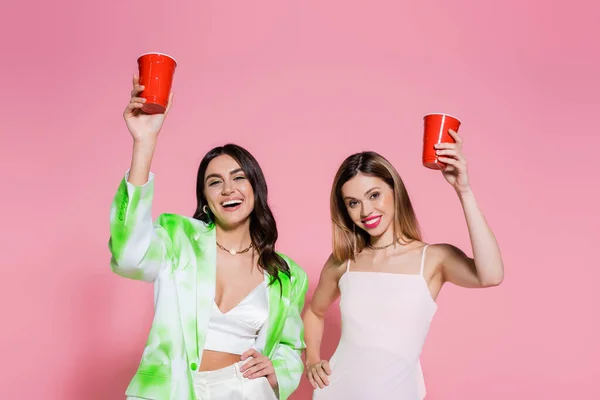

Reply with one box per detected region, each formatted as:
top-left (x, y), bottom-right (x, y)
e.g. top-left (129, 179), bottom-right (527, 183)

top-left (2, 0), bottom-right (599, 399)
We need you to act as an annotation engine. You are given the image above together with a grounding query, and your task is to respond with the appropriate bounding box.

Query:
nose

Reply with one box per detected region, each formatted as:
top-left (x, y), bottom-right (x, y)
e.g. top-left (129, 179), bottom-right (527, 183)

top-left (360, 202), bottom-right (373, 218)
top-left (221, 180), bottom-right (234, 196)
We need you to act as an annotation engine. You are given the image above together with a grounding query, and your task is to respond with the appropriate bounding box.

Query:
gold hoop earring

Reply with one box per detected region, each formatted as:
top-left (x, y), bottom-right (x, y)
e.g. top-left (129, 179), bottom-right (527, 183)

top-left (202, 205), bottom-right (213, 224)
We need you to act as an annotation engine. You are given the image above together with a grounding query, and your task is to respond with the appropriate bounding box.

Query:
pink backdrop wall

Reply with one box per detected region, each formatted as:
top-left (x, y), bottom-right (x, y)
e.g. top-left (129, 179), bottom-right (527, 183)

top-left (2, 1), bottom-right (598, 398)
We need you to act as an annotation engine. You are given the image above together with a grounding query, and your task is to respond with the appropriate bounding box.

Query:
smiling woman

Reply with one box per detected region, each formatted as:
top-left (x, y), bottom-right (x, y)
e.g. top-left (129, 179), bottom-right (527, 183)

top-left (108, 76), bottom-right (308, 400)
top-left (192, 145), bottom-right (290, 285)
top-left (303, 147), bottom-right (504, 399)
top-left (331, 153), bottom-right (421, 262)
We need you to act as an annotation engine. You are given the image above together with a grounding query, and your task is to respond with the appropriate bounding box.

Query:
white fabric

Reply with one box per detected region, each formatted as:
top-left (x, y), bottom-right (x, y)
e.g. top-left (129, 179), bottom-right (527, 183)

top-left (204, 282), bottom-right (269, 355)
top-left (195, 361), bottom-right (277, 400)
top-left (127, 361), bottom-right (277, 400)
top-left (313, 245), bottom-right (437, 400)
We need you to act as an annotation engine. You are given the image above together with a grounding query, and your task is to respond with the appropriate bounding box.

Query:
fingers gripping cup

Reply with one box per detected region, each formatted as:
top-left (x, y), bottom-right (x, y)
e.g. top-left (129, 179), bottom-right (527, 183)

top-left (422, 113), bottom-right (461, 170)
top-left (137, 52), bottom-right (177, 114)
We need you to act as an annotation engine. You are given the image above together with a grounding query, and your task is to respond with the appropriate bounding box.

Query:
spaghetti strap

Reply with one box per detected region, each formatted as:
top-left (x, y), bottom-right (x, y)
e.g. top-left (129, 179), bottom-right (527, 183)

top-left (419, 245), bottom-right (429, 276)
top-left (313, 244), bottom-right (438, 400)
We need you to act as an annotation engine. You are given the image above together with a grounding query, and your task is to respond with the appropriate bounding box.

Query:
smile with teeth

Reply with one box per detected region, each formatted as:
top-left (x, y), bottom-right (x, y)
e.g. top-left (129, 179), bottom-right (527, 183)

top-left (221, 199), bottom-right (242, 208)
top-left (362, 215), bottom-right (382, 228)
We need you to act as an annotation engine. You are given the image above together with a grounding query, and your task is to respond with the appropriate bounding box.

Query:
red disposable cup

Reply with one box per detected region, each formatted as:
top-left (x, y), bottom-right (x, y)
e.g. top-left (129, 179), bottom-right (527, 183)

top-left (422, 113), bottom-right (461, 170)
top-left (137, 52), bottom-right (177, 114)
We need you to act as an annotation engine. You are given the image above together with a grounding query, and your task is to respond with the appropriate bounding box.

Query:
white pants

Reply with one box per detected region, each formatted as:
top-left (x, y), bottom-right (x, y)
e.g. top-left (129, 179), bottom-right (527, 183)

top-left (193, 361), bottom-right (277, 400)
top-left (127, 361), bottom-right (277, 400)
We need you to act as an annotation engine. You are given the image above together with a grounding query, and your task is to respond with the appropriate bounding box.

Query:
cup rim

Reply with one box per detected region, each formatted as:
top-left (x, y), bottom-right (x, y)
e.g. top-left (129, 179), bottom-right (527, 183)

top-left (424, 113), bottom-right (461, 123)
top-left (137, 52), bottom-right (178, 66)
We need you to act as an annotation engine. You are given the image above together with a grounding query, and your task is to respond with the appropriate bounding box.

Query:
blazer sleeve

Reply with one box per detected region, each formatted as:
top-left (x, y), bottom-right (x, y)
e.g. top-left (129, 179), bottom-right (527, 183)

top-left (108, 171), bottom-right (172, 282)
top-left (271, 261), bottom-right (309, 400)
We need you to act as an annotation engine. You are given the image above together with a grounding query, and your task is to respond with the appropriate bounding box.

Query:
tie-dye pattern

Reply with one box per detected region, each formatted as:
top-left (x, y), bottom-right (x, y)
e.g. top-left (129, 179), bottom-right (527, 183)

top-left (109, 171), bottom-right (308, 400)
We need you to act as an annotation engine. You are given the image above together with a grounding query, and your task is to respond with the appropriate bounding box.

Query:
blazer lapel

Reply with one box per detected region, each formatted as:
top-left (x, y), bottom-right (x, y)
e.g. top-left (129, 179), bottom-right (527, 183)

top-left (173, 257), bottom-right (197, 366)
top-left (174, 221), bottom-right (216, 368)
top-left (193, 226), bottom-right (217, 363)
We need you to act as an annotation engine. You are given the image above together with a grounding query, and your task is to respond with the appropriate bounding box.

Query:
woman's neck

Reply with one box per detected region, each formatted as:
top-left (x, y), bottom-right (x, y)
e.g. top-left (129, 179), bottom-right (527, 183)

top-left (215, 220), bottom-right (252, 250)
top-left (368, 225), bottom-right (396, 248)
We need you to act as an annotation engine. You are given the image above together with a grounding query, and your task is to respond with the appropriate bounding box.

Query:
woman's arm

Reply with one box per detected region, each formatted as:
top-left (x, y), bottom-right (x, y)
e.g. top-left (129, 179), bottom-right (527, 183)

top-left (108, 171), bottom-right (172, 282)
top-left (108, 75), bottom-right (175, 282)
top-left (303, 255), bottom-right (344, 389)
top-left (433, 192), bottom-right (504, 288)
top-left (434, 129), bottom-right (504, 288)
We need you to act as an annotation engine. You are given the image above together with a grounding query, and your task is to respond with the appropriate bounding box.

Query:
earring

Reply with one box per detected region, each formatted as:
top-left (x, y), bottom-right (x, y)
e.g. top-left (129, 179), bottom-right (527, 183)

top-left (203, 205), bottom-right (212, 224)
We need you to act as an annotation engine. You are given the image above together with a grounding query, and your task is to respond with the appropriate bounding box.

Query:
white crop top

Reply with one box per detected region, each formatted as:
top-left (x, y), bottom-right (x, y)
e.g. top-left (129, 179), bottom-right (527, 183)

top-left (203, 281), bottom-right (269, 355)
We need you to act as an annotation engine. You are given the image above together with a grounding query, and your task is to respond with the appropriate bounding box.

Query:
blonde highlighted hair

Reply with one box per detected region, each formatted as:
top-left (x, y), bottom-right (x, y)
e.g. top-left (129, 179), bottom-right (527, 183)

top-left (330, 151), bottom-right (422, 262)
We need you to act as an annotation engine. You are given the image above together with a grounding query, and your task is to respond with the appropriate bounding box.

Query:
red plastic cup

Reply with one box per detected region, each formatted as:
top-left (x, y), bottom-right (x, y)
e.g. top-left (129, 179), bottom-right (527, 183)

top-left (137, 52), bottom-right (177, 114)
top-left (422, 113), bottom-right (461, 170)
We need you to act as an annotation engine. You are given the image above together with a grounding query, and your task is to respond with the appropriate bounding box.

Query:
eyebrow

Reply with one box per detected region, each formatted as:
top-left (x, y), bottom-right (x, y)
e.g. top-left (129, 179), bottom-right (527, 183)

top-left (205, 168), bottom-right (244, 182)
top-left (343, 186), bottom-right (381, 200)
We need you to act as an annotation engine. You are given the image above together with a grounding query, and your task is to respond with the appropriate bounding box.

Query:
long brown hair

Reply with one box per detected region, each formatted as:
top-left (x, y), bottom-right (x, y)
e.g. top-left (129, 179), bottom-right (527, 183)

top-left (193, 144), bottom-right (290, 286)
top-left (330, 151), bottom-right (422, 262)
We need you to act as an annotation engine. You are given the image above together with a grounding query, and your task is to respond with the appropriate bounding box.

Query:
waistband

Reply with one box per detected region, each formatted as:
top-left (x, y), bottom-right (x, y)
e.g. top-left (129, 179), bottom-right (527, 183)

top-left (195, 361), bottom-right (245, 384)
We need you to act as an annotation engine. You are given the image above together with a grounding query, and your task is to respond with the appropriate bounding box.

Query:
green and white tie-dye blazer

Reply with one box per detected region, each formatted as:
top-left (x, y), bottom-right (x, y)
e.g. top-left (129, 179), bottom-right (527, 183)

top-left (108, 171), bottom-right (308, 400)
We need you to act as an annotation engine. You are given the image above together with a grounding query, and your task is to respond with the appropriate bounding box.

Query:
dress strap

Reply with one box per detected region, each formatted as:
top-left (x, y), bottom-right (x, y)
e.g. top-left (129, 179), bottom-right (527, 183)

top-left (346, 259), bottom-right (351, 273)
top-left (419, 245), bottom-right (429, 276)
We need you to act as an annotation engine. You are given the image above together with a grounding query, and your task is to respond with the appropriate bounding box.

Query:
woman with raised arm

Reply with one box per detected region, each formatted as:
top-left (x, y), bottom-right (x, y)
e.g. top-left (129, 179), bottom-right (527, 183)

top-left (110, 75), bottom-right (308, 400)
top-left (303, 135), bottom-right (504, 399)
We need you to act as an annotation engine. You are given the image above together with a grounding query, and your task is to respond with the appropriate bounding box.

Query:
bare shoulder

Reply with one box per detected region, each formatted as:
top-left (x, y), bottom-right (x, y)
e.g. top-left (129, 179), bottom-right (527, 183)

top-left (428, 243), bottom-right (467, 258)
top-left (426, 243), bottom-right (470, 270)
top-left (320, 253), bottom-right (347, 283)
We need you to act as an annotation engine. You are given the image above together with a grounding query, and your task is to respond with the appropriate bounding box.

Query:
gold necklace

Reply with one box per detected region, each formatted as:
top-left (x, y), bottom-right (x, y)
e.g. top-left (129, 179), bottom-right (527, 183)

top-left (216, 241), bottom-right (253, 255)
top-left (368, 240), bottom-right (396, 250)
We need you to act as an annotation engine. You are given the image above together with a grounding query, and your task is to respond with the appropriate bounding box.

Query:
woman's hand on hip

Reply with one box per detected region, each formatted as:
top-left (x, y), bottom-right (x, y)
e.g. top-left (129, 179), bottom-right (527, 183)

top-left (306, 360), bottom-right (331, 389)
top-left (240, 349), bottom-right (278, 389)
